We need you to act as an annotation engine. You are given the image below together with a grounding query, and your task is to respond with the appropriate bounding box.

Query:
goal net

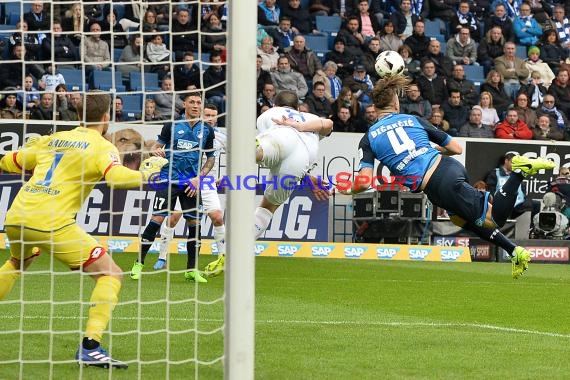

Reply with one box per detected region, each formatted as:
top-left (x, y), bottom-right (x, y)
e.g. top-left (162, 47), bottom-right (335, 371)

top-left (0, 0), bottom-right (255, 378)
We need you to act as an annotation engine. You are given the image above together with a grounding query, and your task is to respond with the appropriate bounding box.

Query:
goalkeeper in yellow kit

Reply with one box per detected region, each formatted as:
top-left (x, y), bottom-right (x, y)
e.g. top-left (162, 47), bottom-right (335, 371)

top-left (0, 91), bottom-right (166, 369)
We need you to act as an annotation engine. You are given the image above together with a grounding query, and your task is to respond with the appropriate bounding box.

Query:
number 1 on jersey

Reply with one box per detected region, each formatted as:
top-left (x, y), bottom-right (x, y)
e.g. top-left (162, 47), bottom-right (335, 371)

top-left (36, 152), bottom-right (64, 187)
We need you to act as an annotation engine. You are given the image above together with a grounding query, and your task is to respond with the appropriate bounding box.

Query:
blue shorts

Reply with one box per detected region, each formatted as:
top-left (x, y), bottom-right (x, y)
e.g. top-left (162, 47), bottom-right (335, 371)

top-left (423, 156), bottom-right (490, 227)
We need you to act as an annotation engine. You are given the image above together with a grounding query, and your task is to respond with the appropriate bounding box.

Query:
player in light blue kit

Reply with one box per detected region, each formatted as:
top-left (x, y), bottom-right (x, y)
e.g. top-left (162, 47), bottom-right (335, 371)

top-left (339, 75), bottom-right (555, 279)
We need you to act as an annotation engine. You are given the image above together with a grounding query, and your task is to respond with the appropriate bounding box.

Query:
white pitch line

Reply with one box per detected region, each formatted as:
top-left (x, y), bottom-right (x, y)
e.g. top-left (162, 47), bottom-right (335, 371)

top-left (0, 315), bottom-right (569, 339)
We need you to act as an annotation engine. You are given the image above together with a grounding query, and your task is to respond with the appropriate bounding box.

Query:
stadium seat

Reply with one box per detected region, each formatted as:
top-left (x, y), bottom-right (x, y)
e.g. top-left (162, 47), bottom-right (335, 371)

top-left (129, 71), bottom-right (160, 91)
top-left (315, 16), bottom-right (342, 34)
top-left (59, 68), bottom-right (87, 91)
top-left (93, 70), bottom-right (126, 92)
top-left (303, 34), bottom-right (330, 59)
top-left (113, 48), bottom-right (122, 63)
top-left (109, 4), bottom-right (125, 20)
top-left (121, 93), bottom-right (143, 116)
top-left (424, 20), bottom-right (442, 37)
top-left (462, 65), bottom-right (485, 83)
top-left (516, 45), bottom-right (527, 59)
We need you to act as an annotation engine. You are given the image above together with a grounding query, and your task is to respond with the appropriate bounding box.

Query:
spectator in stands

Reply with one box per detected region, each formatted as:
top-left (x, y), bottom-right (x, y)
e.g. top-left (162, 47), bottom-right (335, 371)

top-left (10, 21), bottom-right (42, 62)
top-left (537, 93), bottom-right (568, 131)
top-left (404, 20), bottom-right (430, 62)
top-left (145, 34), bottom-right (171, 80)
top-left (202, 13), bottom-right (227, 53)
top-left (458, 106), bottom-right (495, 138)
top-left (61, 91), bottom-right (82, 121)
top-left (513, 92), bottom-right (537, 127)
top-left (19, 75), bottom-right (40, 111)
top-left (478, 91), bottom-right (501, 127)
top-left (429, 107), bottom-right (450, 133)
top-left (400, 82), bottom-right (432, 120)
top-left (308, 0), bottom-right (339, 17)
top-left (0, 45), bottom-right (35, 90)
top-left (354, 0), bottom-right (381, 41)
top-left (391, 0), bottom-right (417, 40)
top-left (494, 41), bottom-right (530, 98)
top-left (336, 16), bottom-right (365, 59)
top-left (362, 37), bottom-right (382, 82)
top-left (378, 21), bottom-right (403, 53)
top-left (258, 0), bottom-right (281, 27)
top-left (532, 114), bottom-right (566, 140)
top-left (331, 86), bottom-right (360, 120)
top-left (203, 51), bottom-right (227, 114)
top-left (100, 8), bottom-right (133, 51)
top-left (144, 98), bottom-right (165, 122)
top-left (451, 1), bottom-right (480, 42)
top-left (485, 4), bottom-right (514, 42)
top-left (267, 16), bottom-right (297, 53)
top-left (42, 20), bottom-right (78, 66)
top-left (442, 89), bottom-right (469, 136)
top-left (524, 46), bottom-right (554, 87)
top-left (324, 37), bottom-right (356, 80)
top-left (495, 108), bottom-right (533, 139)
top-left (257, 82), bottom-right (276, 115)
top-left (153, 77), bottom-right (185, 119)
top-left (113, 96), bottom-right (136, 122)
top-left (312, 61), bottom-right (343, 103)
top-left (415, 59), bottom-right (448, 108)
top-left (142, 10), bottom-right (160, 37)
top-left (428, 0), bottom-right (456, 23)
top-left (426, 39), bottom-right (453, 80)
top-left (39, 64), bottom-right (65, 92)
top-left (174, 52), bottom-right (202, 91)
top-left (282, 0), bottom-right (316, 34)
top-left (480, 70), bottom-right (512, 117)
top-left (446, 26), bottom-right (478, 66)
top-left (478, 26), bottom-right (506, 76)
top-left (519, 70), bottom-right (547, 109)
top-left (332, 106), bottom-right (367, 133)
top-left (24, 1), bottom-right (50, 40)
top-left (398, 44), bottom-right (420, 78)
top-left (551, 5), bottom-right (570, 51)
top-left (305, 81), bottom-right (333, 118)
top-left (343, 64), bottom-right (374, 107)
top-left (363, 103), bottom-right (378, 128)
top-left (447, 65), bottom-right (479, 106)
top-left (547, 68), bottom-right (570, 117)
top-left (55, 84), bottom-right (78, 121)
top-left (258, 36), bottom-right (280, 71)
top-left (30, 92), bottom-right (55, 120)
top-left (271, 55), bottom-right (308, 99)
top-left (117, 35), bottom-right (142, 79)
top-left (83, 22), bottom-right (112, 81)
top-left (62, 3), bottom-right (88, 48)
top-left (513, 3), bottom-right (542, 47)
top-left (285, 35), bottom-right (323, 84)
top-left (539, 29), bottom-right (566, 73)
top-left (172, 9), bottom-right (198, 60)
top-left (0, 92), bottom-right (23, 120)
top-left (256, 55), bottom-right (273, 95)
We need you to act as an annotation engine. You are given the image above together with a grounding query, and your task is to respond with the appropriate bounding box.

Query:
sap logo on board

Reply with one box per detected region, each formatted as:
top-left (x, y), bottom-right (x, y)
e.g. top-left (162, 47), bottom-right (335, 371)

top-left (311, 245), bottom-right (334, 257)
top-left (433, 236), bottom-right (469, 247)
top-left (377, 247), bottom-right (399, 259)
top-left (528, 246), bottom-right (569, 261)
top-left (344, 246), bottom-right (367, 258)
top-left (176, 241), bottom-right (187, 254)
top-left (277, 243), bottom-right (301, 257)
top-left (441, 249), bottom-right (463, 261)
top-left (409, 248), bottom-right (431, 260)
top-left (107, 239), bottom-right (132, 252)
top-left (255, 243), bottom-right (269, 256)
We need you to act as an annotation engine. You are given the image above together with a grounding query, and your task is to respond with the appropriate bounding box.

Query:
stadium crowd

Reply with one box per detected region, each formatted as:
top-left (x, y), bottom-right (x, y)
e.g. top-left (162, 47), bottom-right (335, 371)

top-left (0, 0), bottom-right (569, 141)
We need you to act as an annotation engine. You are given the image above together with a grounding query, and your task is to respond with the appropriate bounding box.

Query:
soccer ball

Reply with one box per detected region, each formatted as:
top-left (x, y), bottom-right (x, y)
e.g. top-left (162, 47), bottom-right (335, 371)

top-left (375, 51), bottom-right (406, 78)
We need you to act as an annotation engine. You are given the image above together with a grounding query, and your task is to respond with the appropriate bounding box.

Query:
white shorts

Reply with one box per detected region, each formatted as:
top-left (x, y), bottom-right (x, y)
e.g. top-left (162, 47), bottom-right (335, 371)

top-left (201, 187), bottom-right (222, 214)
top-left (258, 128), bottom-right (312, 206)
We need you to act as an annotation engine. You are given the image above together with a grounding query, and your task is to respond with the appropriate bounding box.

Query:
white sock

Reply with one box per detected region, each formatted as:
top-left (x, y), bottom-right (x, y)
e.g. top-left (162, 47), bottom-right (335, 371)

top-left (254, 207), bottom-right (273, 240)
top-left (213, 225), bottom-right (226, 256)
top-left (158, 225), bottom-right (175, 260)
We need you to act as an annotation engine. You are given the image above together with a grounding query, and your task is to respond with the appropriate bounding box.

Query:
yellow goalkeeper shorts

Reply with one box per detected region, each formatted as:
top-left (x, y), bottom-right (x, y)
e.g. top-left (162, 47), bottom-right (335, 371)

top-left (5, 224), bottom-right (105, 270)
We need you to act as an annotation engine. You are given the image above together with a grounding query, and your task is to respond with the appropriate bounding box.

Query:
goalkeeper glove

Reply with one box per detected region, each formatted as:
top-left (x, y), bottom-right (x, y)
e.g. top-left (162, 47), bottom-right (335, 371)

top-left (140, 156), bottom-right (168, 182)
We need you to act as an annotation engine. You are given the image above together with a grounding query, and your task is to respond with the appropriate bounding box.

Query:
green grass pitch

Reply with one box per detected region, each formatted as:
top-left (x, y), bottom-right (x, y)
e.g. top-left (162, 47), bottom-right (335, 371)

top-left (1, 250), bottom-right (570, 379)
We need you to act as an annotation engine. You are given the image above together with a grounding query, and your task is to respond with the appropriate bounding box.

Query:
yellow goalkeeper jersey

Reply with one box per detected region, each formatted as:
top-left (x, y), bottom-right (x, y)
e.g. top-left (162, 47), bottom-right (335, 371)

top-left (3, 127), bottom-right (127, 231)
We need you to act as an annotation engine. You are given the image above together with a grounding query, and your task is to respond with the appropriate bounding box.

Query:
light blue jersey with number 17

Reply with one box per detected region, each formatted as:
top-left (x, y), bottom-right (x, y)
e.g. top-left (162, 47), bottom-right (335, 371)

top-left (358, 113), bottom-right (451, 191)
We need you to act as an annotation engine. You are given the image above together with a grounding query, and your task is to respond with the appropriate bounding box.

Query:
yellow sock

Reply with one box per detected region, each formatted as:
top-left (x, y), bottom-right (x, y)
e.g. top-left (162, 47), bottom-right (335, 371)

top-left (0, 260), bottom-right (20, 300)
top-left (85, 276), bottom-right (121, 343)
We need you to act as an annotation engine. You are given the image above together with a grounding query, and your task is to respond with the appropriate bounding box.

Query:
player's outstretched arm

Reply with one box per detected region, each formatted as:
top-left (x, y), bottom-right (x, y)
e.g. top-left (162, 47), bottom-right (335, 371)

top-left (0, 136), bottom-right (45, 173)
top-left (272, 115), bottom-right (333, 136)
top-left (105, 156), bottom-right (168, 188)
top-left (436, 138), bottom-right (463, 156)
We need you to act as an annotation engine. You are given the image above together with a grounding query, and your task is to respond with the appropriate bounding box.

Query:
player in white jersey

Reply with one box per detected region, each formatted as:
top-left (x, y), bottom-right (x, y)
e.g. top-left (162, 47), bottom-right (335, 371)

top-left (154, 104), bottom-right (227, 277)
top-left (254, 90), bottom-right (333, 240)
